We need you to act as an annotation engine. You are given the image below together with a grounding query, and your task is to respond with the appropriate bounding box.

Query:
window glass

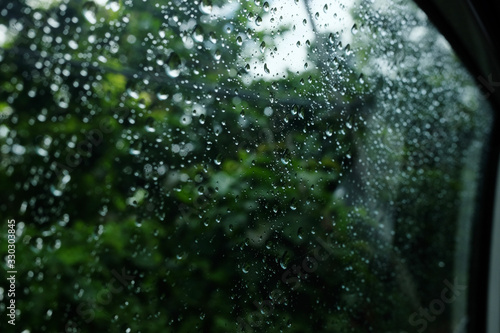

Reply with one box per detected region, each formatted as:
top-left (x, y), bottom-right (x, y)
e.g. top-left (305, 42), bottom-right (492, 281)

top-left (0, 0), bottom-right (493, 332)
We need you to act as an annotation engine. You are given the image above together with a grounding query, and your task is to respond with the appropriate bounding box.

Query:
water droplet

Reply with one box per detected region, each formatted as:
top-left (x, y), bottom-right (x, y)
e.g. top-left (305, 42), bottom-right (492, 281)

top-left (345, 44), bottom-right (351, 55)
top-left (127, 88), bottom-right (139, 99)
top-left (36, 147), bottom-right (48, 156)
top-left (214, 50), bottom-right (221, 61)
top-left (50, 185), bottom-right (63, 197)
top-left (280, 251), bottom-right (290, 269)
top-left (145, 117), bottom-right (155, 133)
top-left (199, 114), bottom-right (205, 124)
top-left (48, 17), bottom-right (60, 28)
top-left (82, 1), bottom-right (98, 24)
top-left (328, 33), bottom-right (334, 44)
top-left (138, 98), bottom-right (147, 109)
top-left (323, 4), bottom-right (328, 13)
top-left (105, 0), bottom-right (120, 12)
top-left (192, 25), bottom-right (204, 42)
top-left (200, 0), bottom-right (213, 14)
top-left (263, 2), bottom-right (270, 12)
top-left (129, 141), bottom-right (142, 155)
top-left (259, 41), bottom-right (266, 53)
top-left (255, 16), bottom-right (262, 26)
top-left (214, 154), bottom-right (222, 166)
top-left (236, 36), bottom-right (243, 46)
top-left (242, 264), bottom-right (250, 274)
top-left (166, 52), bottom-right (181, 78)
top-left (157, 91), bottom-right (169, 101)
top-left (264, 63), bottom-right (270, 74)
top-left (99, 205), bottom-right (108, 217)
top-left (197, 186), bottom-right (205, 195)
top-left (351, 24), bottom-right (358, 35)
top-left (57, 93), bottom-right (70, 109)
top-left (315, 12), bottom-right (320, 20)
top-left (297, 227), bottom-right (303, 240)
top-left (209, 31), bottom-right (217, 44)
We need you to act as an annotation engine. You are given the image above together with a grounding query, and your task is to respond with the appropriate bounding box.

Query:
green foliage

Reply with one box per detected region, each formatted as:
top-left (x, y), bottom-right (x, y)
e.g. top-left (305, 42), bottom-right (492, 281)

top-left (0, 0), bottom-right (491, 332)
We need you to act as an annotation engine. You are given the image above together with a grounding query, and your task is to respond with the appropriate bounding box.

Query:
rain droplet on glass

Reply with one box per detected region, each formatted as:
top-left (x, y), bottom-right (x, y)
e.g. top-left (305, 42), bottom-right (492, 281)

top-left (166, 52), bottom-right (181, 78)
top-left (82, 1), bottom-right (98, 24)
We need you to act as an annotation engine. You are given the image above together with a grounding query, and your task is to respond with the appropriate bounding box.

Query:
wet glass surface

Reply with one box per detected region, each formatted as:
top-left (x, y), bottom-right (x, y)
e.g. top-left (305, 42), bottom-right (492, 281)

top-left (0, 0), bottom-right (493, 332)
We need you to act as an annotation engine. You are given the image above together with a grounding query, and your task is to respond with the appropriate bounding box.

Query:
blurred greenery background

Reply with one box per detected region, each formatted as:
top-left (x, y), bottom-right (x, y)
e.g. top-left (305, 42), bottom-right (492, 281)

top-left (0, 0), bottom-right (492, 332)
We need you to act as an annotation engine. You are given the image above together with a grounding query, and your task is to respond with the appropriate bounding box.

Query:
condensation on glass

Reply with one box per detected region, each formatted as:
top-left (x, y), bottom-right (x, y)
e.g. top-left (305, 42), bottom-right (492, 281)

top-left (0, 0), bottom-right (492, 332)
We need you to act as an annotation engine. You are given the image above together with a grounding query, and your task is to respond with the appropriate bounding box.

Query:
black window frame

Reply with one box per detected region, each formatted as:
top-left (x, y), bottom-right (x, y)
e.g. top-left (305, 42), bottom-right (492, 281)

top-left (413, 0), bottom-right (500, 332)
